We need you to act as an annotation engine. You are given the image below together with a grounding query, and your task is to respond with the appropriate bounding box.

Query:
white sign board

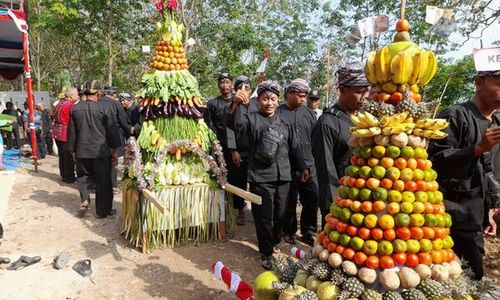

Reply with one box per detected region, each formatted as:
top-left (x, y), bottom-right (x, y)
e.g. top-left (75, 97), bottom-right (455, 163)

top-left (473, 47), bottom-right (500, 71)
top-left (425, 6), bottom-right (454, 25)
top-left (142, 45), bottom-right (151, 53)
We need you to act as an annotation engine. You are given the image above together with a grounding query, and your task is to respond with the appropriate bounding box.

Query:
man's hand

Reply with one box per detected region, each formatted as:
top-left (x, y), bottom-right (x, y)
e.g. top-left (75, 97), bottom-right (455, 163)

top-left (493, 208), bottom-right (500, 217)
top-left (231, 150), bottom-right (242, 168)
top-left (71, 152), bottom-right (76, 162)
top-left (484, 209), bottom-right (498, 237)
top-left (130, 126), bottom-right (136, 135)
top-left (299, 169), bottom-right (310, 183)
top-left (111, 148), bottom-right (118, 165)
top-left (475, 127), bottom-right (500, 155)
top-left (234, 88), bottom-right (250, 105)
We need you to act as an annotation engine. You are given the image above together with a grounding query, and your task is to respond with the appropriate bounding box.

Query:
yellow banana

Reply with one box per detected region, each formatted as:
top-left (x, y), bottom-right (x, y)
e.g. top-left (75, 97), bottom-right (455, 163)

top-left (412, 128), bottom-right (423, 136)
top-left (353, 127), bottom-right (381, 138)
top-left (391, 51), bottom-right (413, 84)
top-left (350, 114), bottom-right (364, 128)
top-left (429, 120), bottom-right (449, 130)
top-left (364, 51), bottom-right (378, 85)
top-left (375, 46), bottom-right (391, 83)
top-left (369, 127), bottom-right (382, 135)
top-left (383, 125), bottom-right (405, 135)
top-left (408, 51), bottom-right (422, 85)
top-left (356, 112), bottom-right (372, 128)
top-left (430, 130), bottom-right (448, 139)
top-left (419, 50), bottom-right (438, 86)
top-left (422, 129), bottom-right (434, 138)
top-left (363, 111), bottom-right (381, 127)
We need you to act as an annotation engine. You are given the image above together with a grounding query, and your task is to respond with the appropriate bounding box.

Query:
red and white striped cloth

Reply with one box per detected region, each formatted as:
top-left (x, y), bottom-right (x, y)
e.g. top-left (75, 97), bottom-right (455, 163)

top-left (291, 247), bottom-right (306, 259)
top-left (212, 261), bottom-right (254, 300)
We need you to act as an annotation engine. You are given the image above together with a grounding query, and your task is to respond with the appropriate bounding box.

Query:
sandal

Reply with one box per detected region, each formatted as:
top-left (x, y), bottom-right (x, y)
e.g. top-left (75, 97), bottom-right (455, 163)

top-left (7, 255), bottom-right (41, 271)
top-left (73, 259), bottom-right (92, 277)
top-left (77, 200), bottom-right (90, 217)
top-left (0, 257), bottom-right (10, 264)
top-left (283, 235), bottom-right (296, 245)
top-left (260, 255), bottom-right (272, 270)
top-left (53, 250), bottom-right (71, 270)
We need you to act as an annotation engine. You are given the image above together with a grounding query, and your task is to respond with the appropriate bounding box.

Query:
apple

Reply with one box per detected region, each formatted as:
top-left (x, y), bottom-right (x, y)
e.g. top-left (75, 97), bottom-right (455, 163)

top-left (392, 239), bottom-right (408, 253)
top-left (386, 167), bottom-right (401, 180)
top-left (372, 187), bottom-right (388, 201)
top-left (351, 213), bottom-right (365, 227)
top-left (378, 240), bottom-right (394, 256)
top-left (406, 239), bottom-right (421, 253)
top-left (350, 236), bottom-right (365, 250)
top-left (419, 238), bottom-right (433, 252)
top-left (387, 190), bottom-right (403, 203)
top-left (409, 213), bottom-right (425, 227)
top-left (371, 166), bottom-right (387, 179)
top-left (359, 166), bottom-right (372, 179)
top-left (395, 213), bottom-right (410, 227)
top-left (364, 214), bottom-right (378, 228)
top-left (359, 188), bottom-right (372, 201)
top-left (363, 240), bottom-right (378, 255)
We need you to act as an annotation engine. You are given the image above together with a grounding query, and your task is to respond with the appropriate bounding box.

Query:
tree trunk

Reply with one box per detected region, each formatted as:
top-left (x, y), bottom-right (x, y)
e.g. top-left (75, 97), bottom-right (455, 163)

top-left (106, 0), bottom-right (115, 87)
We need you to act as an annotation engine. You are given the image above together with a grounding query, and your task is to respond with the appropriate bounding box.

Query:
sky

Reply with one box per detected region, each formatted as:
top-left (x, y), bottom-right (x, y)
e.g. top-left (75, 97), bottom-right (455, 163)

top-left (446, 0), bottom-right (500, 60)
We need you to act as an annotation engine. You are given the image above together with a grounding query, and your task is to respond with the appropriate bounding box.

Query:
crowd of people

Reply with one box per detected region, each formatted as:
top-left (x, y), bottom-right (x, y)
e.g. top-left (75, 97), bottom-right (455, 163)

top-left (0, 66), bottom-right (498, 279)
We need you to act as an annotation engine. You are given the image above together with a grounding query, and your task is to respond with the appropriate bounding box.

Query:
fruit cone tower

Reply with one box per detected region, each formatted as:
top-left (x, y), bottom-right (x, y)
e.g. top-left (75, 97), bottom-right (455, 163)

top-left (122, 0), bottom-right (229, 251)
top-left (252, 13), bottom-right (485, 300)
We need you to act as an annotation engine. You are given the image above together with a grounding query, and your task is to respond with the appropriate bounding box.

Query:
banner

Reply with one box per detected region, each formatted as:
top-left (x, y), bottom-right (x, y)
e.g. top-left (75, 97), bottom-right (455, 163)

top-left (357, 15), bottom-right (389, 38)
top-left (473, 46), bottom-right (500, 72)
top-left (425, 6), bottom-right (454, 25)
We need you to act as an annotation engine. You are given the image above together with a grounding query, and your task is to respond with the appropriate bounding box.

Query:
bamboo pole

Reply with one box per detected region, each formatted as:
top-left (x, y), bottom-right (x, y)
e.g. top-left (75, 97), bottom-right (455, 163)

top-left (400, 0), bottom-right (406, 20)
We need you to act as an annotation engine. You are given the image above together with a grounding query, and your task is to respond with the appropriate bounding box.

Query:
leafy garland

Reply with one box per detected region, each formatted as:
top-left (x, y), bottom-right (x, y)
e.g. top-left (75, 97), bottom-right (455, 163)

top-left (124, 137), bottom-right (227, 191)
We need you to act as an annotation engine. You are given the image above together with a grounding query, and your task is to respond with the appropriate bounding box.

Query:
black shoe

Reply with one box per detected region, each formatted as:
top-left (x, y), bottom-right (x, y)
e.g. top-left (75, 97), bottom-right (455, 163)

top-left (0, 257), bottom-right (10, 264)
top-left (7, 255), bottom-right (41, 271)
top-left (73, 259), bottom-right (92, 277)
top-left (96, 209), bottom-right (117, 219)
top-left (62, 178), bottom-right (76, 184)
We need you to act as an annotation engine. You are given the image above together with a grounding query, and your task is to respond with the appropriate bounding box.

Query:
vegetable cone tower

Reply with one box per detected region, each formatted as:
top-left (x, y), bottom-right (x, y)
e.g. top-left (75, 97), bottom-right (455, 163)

top-left (251, 17), bottom-right (483, 300)
top-left (122, 0), bottom-right (228, 251)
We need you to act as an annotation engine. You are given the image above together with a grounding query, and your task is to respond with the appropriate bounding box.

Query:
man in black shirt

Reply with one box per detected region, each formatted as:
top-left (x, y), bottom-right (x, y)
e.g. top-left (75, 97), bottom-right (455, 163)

top-left (205, 72), bottom-right (234, 148)
top-left (119, 93), bottom-right (141, 137)
top-left (228, 80), bottom-right (308, 269)
top-left (312, 67), bottom-right (370, 226)
top-left (428, 70), bottom-right (500, 280)
top-left (278, 79), bottom-right (319, 245)
top-left (67, 80), bottom-right (121, 218)
top-left (227, 75), bottom-right (255, 225)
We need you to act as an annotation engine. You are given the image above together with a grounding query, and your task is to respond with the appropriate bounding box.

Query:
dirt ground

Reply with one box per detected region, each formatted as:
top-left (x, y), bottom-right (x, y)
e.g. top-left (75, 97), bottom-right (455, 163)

top-left (0, 154), bottom-right (498, 300)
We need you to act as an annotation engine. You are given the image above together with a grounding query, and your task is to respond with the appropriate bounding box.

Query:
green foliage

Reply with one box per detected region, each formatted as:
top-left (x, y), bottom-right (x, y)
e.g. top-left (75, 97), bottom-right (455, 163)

top-left (424, 56), bottom-right (476, 109)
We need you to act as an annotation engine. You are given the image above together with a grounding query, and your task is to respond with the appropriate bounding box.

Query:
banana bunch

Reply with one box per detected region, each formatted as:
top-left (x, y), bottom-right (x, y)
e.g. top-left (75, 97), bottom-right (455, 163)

top-left (379, 112), bottom-right (409, 127)
top-left (382, 122), bottom-right (415, 135)
top-left (350, 126), bottom-right (382, 138)
top-left (412, 128), bottom-right (448, 139)
top-left (350, 111), bottom-right (380, 128)
top-left (364, 47), bottom-right (438, 88)
top-left (415, 118), bottom-right (449, 130)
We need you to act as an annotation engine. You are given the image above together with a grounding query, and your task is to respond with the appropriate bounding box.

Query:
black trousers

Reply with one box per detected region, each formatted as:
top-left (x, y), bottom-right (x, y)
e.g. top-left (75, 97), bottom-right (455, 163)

top-left (5, 123), bottom-right (20, 149)
top-left (45, 132), bottom-right (54, 155)
top-left (55, 140), bottom-right (75, 182)
top-left (28, 129), bottom-right (46, 158)
top-left (227, 157), bottom-right (248, 210)
top-left (76, 157), bottom-right (113, 217)
top-left (450, 229), bottom-right (485, 280)
top-left (283, 175), bottom-right (319, 236)
top-left (250, 181), bottom-right (290, 257)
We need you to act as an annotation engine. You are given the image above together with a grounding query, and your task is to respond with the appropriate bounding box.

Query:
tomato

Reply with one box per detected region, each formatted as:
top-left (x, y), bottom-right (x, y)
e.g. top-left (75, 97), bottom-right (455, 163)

top-left (354, 252), bottom-right (368, 266)
top-left (343, 248), bottom-right (356, 260)
top-left (392, 252), bottom-right (407, 265)
top-left (347, 225), bottom-right (358, 237)
top-left (371, 228), bottom-right (384, 241)
top-left (358, 227), bottom-right (371, 240)
top-left (336, 222), bottom-right (348, 233)
top-left (365, 255), bottom-right (379, 269)
top-left (379, 256), bottom-right (395, 269)
top-left (417, 253), bottom-right (432, 266)
top-left (406, 253), bottom-right (419, 267)
top-left (396, 227), bottom-right (411, 240)
top-left (410, 227), bottom-right (424, 239)
top-left (327, 242), bottom-right (337, 253)
top-left (335, 245), bottom-right (345, 255)
top-left (431, 250), bottom-right (443, 264)
top-left (383, 229), bottom-right (396, 241)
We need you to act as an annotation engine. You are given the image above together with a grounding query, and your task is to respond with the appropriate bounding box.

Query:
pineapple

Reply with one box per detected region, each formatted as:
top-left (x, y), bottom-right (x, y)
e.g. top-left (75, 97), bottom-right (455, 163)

top-left (272, 281), bottom-right (291, 295)
top-left (396, 96), bottom-right (418, 116)
top-left (293, 290), bottom-right (319, 300)
top-left (377, 102), bottom-right (397, 117)
top-left (417, 279), bottom-right (445, 300)
top-left (339, 277), bottom-right (365, 300)
top-left (382, 291), bottom-right (404, 300)
top-left (311, 262), bottom-right (331, 281)
top-left (273, 256), bottom-right (300, 283)
top-left (330, 268), bottom-right (348, 286)
top-left (363, 100), bottom-right (380, 116)
top-left (361, 289), bottom-right (383, 300)
top-left (401, 288), bottom-right (426, 300)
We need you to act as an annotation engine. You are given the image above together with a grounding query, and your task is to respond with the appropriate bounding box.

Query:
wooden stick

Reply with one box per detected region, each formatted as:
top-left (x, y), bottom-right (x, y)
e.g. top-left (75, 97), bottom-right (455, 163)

top-left (142, 189), bottom-right (166, 214)
top-left (223, 183), bottom-right (262, 205)
top-left (400, 0), bottom-right (406, 19)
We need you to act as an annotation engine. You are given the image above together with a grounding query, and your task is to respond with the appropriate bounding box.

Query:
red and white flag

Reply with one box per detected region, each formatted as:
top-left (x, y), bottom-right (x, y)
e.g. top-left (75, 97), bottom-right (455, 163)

top-left (7, 10), bottom-right (28, 33)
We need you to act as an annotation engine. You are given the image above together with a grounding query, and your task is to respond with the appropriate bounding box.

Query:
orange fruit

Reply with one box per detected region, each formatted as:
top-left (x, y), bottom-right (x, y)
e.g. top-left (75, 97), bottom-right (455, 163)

top-left (406, 253), bottom-right (419, 267)
top-left (355, 178), bottom-right (367, 189)
top-left (424, 202), bottom-right (434, 214)
top-left (378, 92), bottom-right (390, 102)
top-left (371, 228), bottom-right (384, 241)
top-left (380, 256), bottom-right (395, 269)
top-left (395, 158), bottom-right (407, 169)
top-left (343, 199), bottom-right (353, 208)
top-left (354, 251), bottom-right (368, 266)
top-left (391, 92), bottom-right (403, 103)
top-left (412, 93), bottom-right (422, 103)
top-left (387, 202), bottom-right (400, 214)
top-left (418, 253), bottom-right (433, 266)
top-left (327, 242), bottom-right (337, 253)
top-left (361, 201), bottom-right (373, 213)
top-left (416, 180), bottom-right (428, 191)
top-left (348, 177), bottom-right (357, 187)
top-left (416, 158), bottom-right (427, 169)
top-left (440, 249), bottom-right (449, 262)
top-left (347, 225), bottom-right (358, 237)
top-left (434, 227), bottom-right (447, 239)
top-left (431, 250), bottom-right (443, 264)
top-left (366, 256), bottom-right (379, 269)
top-left (407, 158), bottom-right (417, 170)
top-left (380, 157), bottom-right (395, 168)
top-left (343, 248), bottom-right (356, 260)
top-left (323, 236), bottom-right (331, 248)
top-left (335, 245), bottom-right (346, 255)
top-left (350, 201), bottom-right (362, 213)
top-left (410, 227), bottom-right (424, 239)
top-left (396, 18), bottom-right (410, 32)
top-left (366, 178), bottom-right (381, 189)
top-left (336, 222), bottom-right (348, 233)
top-left (383, 229), bottom-right (396, 241)
top-left (358, 227), bottom-right (371, 240)
top-left (422, 226), bottom-right (435, 239)
top-left (368, 157), bottom-right (380, 167)
top-left (393, 180), bottom-right (405, 192)
top-left (396, 227), bottom-right (411, 240)
top-left (392, 252), bottom-right (407, 265)
top-left (328, 218), bottom-right (338, 230)
top-left (446, 249), bottom-right (456, 262)
top-left (380, 178), bottom-right (394, 189)
top-left (373, 201), bottom-right (386, 212)
top-left (405, 181), bottom-right (417, 192)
